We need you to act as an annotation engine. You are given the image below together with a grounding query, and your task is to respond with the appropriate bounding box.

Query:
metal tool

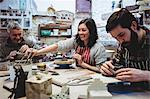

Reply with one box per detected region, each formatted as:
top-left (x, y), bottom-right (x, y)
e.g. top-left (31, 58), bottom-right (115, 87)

top-left (66, 76), bottom-right (93, 86)
top-left (16, 51), bottom-right (32, 65)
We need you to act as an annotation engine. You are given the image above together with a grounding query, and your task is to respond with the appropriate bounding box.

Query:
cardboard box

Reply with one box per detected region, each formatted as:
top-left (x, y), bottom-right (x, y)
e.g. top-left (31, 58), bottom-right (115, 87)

top-left (26, 74), bottom-right (52, 99)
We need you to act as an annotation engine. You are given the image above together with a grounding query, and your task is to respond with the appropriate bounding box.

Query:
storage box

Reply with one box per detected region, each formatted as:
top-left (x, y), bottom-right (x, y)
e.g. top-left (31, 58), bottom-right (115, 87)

top-left (26, 74), bottom-right (52, 99)
top-left (88, 90), bottom-right (112, 99)
top-left (0, 61), bottom-right (9, 71)
top-left (87, 79), bottom-right (112, 99)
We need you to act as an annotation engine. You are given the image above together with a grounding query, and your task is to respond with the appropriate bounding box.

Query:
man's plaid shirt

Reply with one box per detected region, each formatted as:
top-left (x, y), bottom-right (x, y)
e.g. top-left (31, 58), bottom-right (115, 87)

top-left (113, 27), bottom-right (150, 71)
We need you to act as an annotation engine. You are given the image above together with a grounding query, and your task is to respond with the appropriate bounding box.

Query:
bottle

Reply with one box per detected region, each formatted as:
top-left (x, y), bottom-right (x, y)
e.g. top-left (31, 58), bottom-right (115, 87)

top-left (9, 62), bottom-right (15, 81)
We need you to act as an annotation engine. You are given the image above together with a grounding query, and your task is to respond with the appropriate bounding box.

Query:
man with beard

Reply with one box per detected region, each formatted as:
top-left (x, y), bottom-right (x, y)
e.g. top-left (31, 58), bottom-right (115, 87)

top-left (100, 8), bottom-right (150, 83)
top-left (0, 22), bottom-right (34, 62)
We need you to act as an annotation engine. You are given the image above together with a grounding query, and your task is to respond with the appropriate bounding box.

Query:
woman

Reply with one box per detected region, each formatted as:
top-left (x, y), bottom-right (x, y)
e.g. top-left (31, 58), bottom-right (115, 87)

top-left (26, 18), bottom-right (106, 72)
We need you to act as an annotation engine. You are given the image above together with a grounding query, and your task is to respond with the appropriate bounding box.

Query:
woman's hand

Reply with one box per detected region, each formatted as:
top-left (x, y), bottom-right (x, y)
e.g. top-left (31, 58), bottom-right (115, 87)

top-left (72, 53), bottom-right (83, 66)
top-left (116, 68), bottom-right (150, 82)
top-left (99, 60), bottom-right (115, 76)
top-left (24, 48), bottom-right (38, 59)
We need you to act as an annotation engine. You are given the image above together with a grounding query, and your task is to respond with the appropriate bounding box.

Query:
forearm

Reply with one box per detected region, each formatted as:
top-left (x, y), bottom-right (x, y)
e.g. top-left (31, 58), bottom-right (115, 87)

top-left (80, 62), bottom-right (100, 73)
top-left (37, 44), bottom-right (58, 55)
top-left (143, 71), bottom-right (150, 81)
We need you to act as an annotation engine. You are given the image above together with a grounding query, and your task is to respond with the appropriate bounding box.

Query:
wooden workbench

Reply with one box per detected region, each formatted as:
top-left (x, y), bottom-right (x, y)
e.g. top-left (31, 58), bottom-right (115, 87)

top-left (0, 62), bottom-right (150, 99)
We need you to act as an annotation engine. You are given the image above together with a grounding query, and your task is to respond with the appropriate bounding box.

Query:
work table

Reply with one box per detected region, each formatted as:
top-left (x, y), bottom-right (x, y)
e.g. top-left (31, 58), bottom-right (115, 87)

top-left (0, 62), bottom-right (150, 99)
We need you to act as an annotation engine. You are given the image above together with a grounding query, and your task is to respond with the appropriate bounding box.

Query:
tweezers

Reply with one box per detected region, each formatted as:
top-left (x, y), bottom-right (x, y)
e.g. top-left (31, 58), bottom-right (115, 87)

top-left (66, 76), bottom-right (93, 86)
top-left (17, 51), bottom-right (32, 64)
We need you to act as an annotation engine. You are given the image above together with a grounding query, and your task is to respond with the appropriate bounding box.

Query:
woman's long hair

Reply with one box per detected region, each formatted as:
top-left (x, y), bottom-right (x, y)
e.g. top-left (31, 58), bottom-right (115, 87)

top-left (75, 18), bottom-right (98, 48)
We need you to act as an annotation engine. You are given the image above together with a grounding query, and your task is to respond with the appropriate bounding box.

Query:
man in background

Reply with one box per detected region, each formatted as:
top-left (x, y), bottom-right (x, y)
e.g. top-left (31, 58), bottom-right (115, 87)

top-left (0, 21), bottom-right (34, 62)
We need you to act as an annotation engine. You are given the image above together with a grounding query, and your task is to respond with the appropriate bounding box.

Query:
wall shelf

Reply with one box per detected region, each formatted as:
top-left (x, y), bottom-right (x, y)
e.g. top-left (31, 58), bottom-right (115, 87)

top-left (0, 9), bottom-right (32, 29)
top-left (38, 23), bottom-right (72, 38)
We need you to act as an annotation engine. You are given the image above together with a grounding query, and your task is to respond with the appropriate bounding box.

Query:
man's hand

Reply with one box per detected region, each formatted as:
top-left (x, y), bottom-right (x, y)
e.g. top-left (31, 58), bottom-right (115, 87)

top-left (19, 44), bottom-right (29, 53)
top-left (99, 60), bottom-right (115, 76)
top-left (116, 68), bottom-right (150, 82)
top-left (6, 50), bottom-right (17, 60)
top-left (24, 48), bottom-right (38, 59)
